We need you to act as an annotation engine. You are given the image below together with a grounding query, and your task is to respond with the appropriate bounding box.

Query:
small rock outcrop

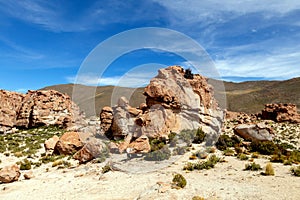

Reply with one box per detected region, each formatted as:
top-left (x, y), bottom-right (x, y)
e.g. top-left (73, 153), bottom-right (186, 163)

top-left (73, 139), bottom-right (106, 163)
top-left (261, 103), bottom-right (300, 123)
top-left (127, 135), bottom-right (151, 154)
top-left (0, 164), bottom-right (21, 183)
top-left (0, 89), bottom-right (84, 133)
top-left (55, 132), bottom-right (84, 155)
top-left (100, 66), bottom-right (224, 147)
top-left (234, 123), bottom-right (274, 141)
top-left (44, 135), bottom-right (60, 155)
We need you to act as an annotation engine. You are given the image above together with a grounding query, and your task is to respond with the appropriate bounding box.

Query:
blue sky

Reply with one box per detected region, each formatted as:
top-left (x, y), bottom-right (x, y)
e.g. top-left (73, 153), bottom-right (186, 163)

top-left (0, 0), bottom-right (300, 92)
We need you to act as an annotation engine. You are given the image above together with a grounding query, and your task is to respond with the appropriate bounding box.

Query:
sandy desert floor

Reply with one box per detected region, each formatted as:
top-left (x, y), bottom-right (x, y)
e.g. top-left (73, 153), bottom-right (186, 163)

top-left (0, 144), bottom-right (299, 200)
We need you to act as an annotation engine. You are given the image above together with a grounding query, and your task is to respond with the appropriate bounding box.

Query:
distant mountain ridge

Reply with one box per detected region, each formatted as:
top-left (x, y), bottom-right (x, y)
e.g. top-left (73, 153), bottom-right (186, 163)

top-left (41, 77), bottom-right (300, 116)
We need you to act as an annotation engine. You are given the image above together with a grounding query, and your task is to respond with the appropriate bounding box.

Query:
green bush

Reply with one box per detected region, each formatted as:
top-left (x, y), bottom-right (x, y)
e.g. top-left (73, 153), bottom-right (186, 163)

top-left (262, 163), bottom-right (274, 176)
top-left (223, 148), bottom-right (235, 156)
top-left (183, 155), bottom-right (221, 171)
top-left (244, 162), bottom-right (262, 171)
top-left (172, 173), bottom-right (187, 189)
top-left (102, 163), bottom-right (112, 174)
top-left (193, 128), bottom-right (206, 144)
top-left (172, 146), bottom-right (187, 155)
top-left (19, 159), bottom-right (32, 170)
top-left (144, 146), bottom-right (171, 161)
top-left (291, 166), bottom-right (300, 177)
top-left (237, 153), bottom-right (248, 160)
top-left (149, 138), bottom-right (166, 151)
top-left (250, 141), bottom-right (278, 155)
top-left (192, 196), bottom-right (205, 200)
top-left (216, 135), bottom-right (240, 151)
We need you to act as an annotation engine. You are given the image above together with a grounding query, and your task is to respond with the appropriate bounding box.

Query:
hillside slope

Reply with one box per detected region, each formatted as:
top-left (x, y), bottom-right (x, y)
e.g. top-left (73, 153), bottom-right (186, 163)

top-left (41, 77), bottom-right (300, 116)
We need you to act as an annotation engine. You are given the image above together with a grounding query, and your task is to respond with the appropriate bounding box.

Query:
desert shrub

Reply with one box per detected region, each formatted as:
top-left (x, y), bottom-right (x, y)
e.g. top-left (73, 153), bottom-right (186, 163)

top-left (193, 150), bottom-right (208, 159)
top-left (179, 128), bottom-right (206, 145)
top-left (52, 160), bottom-right (71, 168)
top-left (193, 128), bottom-right (206, 144)
top-left (237, 153), bottom-right (248, 160)
top-left (183, 155), bottom-right (221, 171)
top-left (179, 129), bottom-right (195, 144)
top-left (206, 146), bottom-right (216, 153)
top-left (223, 148), bottom-right (235, 156)
top-left (244, 162), bottom-right (262, 171)
top-left (283, 160), bottom-right (292, 165)
top-left (169, 132), bottom-right (178, 147)
top-left (102, 163), bottom-right (112, 174)
top-left (251, 152), bottom-right (259, 158)
top-left (250, 141), bottom-right (278, 155)
top-left (173, 146), bottom-right (187, 155)
top-left (216, 135), bottom-right (240, 151)
top-left (192, 196), bottom-right (205, 200)
top-left (144, 146), bottom-right (171, 161)
top-left (262, 163), bottom-right (275, 176)
top-left (149, 138), bottom-right (166, 151)
top-left (39, 155), bottom-right (65, 164)
top-left (270, 152), bottom-right (286, 163)
top-left (290, 166), bottom-right (300, 177)
top-left (289, 150), bottom-right (300, 164)
top-left (172, 173), bottom-right (187, 189)
top-left (19, 159), bottom-right (32, 170)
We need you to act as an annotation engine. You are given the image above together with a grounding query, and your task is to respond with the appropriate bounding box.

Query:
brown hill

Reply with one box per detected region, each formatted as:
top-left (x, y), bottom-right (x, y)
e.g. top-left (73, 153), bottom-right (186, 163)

top-left (41, 77), bottom-right (300, 116)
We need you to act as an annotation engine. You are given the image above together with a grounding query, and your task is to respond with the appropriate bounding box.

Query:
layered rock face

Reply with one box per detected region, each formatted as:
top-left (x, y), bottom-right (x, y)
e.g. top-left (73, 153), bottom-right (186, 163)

top-left (0, 89), bottom-right (83, 133)
top-left (261, 103), bottom-right (300, 123)
top-left (100, 66), bottom-right (224, 146)
top-left (0, 90), bottom-right (25, 132)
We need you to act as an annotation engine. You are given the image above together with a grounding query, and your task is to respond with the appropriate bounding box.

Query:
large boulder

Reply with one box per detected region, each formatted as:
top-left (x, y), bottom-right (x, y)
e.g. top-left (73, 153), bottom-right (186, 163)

top-left (234, 123), bottom-right (274, 141)
top-left (0, 164), bottom-right (21, 183)
top-left (0, 90), bottom-right (25, 133)
top-left (55, 132), bottom-right (84, 155)
top-left (73, 139), bottom-right (107, 163)
top-left (0, 89), bottom-right (84, 133)
top-left (44, 135), bottom-right (60, 155)
top-left (127, 135), bottom-right (151, 154)
top-left (99, 66), bottom-right (224, 145)
top-left (261, 103), bottom-right (300, 123)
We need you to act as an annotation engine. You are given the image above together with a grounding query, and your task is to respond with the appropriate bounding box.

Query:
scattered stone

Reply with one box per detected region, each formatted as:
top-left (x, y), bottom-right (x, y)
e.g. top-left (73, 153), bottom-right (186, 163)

top-left (55, 132), bottom-right (84, 155)
top-left (23, 171), bottom-right (34, 180)
top-left (0, 164), bottom-right (21, 183)
top-left (234, 123), bottom-right (274, 141)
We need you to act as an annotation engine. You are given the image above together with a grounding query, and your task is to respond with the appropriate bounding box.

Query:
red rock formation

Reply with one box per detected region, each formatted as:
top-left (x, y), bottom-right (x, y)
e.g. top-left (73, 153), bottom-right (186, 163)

top-left (0, 89), bottom-right (84, 132)
top-left (261, 103), bottom-right (300, 123)
top-left (99, 66), bottom-right (224, 147)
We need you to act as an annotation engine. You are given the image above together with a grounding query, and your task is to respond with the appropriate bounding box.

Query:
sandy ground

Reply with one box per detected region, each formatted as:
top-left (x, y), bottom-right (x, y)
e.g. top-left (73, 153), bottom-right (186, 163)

top-left (0, 146), bottom-right (299, 200)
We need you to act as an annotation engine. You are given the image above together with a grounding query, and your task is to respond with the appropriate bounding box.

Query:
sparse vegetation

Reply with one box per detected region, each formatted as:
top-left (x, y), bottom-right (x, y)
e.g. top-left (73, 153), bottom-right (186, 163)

top-left (144, 146), bottom-right (171, 161)
top-left (244, 162), bottom-right (262, 171)
top-left (192, 196), bottom-right (205, 200)
top-left (183, 155), bottom-right (221, 171)
top-left (290, 166), bottom-right (300, 177)
top-left (172, 173), bottom-right (187, 189)
top-left (52, 160), bottom-right (71, 168)
top-left (262, 163), bottom-right (275, 176)
top-left (237, 153), bottom-right (248, 160)
top-left (172, 146), bottom-right (187, 155)
top-left (102, 163), bottom-right (112, 174)
top-left (216, 134), bottom-right (241, 151)
top-left (178, 128), bottom-right (206, 145)
top-left (223, 148), bottom-right (235, 156)
top-left (18, 158), bottom-right (32, 170)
